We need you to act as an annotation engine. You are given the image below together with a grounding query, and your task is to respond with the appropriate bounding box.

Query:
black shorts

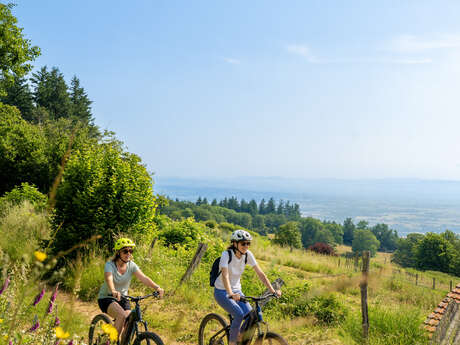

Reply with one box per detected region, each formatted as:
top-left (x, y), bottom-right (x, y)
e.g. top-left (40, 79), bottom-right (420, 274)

top-left (98, 297), bottom-right (131, 314)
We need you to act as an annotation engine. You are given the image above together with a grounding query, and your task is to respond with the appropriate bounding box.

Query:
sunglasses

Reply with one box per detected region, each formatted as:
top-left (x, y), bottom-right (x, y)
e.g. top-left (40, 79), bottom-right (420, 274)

top-left (121, 248), bottom-right (134, 255)
top-left (240, 242), bottom-right (251, 247)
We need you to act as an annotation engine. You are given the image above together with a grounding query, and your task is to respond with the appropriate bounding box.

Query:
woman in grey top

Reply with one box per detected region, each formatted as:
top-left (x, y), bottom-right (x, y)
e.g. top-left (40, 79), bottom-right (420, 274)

top-left (97, 238), bottom-right (164, 340)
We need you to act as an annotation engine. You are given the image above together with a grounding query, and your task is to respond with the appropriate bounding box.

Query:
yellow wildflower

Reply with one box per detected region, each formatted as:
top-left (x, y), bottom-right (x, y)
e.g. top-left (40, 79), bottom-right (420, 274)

top-left (55, 326), bottom-right (70, 339)
top-left (101, 323), bottom-right (118, 341)
top-left (0, 318), bottom-right (3, 323)
top-left (34, 251), bottom-right (47, 262)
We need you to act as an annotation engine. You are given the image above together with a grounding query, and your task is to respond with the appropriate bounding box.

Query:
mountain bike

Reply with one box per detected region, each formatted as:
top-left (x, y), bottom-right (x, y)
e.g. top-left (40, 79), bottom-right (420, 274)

top-left (198, 293), bottom-right (288, 345)
top-left (88, 292), bottom-right (164, 345)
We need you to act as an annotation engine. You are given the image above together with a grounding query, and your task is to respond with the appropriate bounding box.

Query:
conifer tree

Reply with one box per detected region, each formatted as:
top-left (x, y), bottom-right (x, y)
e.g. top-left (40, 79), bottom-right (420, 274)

top-left (69, 75), bottom-right (93, 124)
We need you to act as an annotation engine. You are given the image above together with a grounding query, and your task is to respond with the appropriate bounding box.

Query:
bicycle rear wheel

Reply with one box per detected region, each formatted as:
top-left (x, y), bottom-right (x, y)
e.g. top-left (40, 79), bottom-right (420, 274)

top-left (198, 313), bottom-right (229, 345)
top-left (88, 313), bottom-right (112, 345)
top-left (254, 332), bottom-right (288, 345)
top-left (133, 331), bottom-right (164, 345)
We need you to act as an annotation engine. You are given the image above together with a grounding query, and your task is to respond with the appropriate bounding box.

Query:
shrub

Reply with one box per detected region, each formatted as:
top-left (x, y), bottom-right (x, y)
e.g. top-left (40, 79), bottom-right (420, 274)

top-left (308, 242), bottom-right (336, 256)
top-left (52, 140), bottom-right (157, 256)
top-left (158, 218), bottom-right (205, 248)
top-left (0, 182), bottom-right (47, 214)
top-left (204, 220), bottom-right (217, 229)
top-left (308, 294), bottom-right (347, 325)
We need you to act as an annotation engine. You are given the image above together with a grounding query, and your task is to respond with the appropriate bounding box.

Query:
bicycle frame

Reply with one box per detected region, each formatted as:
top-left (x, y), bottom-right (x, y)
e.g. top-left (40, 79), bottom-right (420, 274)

top-left (120, 293), bottom-right (157, 345)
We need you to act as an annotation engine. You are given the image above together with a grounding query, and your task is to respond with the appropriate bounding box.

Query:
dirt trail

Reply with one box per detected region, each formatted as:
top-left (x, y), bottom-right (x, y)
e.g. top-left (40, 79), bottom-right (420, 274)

top-left (57, 292), bottom-right (101, 319)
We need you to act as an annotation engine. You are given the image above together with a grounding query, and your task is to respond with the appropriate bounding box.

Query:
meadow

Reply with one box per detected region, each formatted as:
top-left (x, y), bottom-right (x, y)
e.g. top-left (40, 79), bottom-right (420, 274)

top-left (0, 201), bottom-right (456, 345)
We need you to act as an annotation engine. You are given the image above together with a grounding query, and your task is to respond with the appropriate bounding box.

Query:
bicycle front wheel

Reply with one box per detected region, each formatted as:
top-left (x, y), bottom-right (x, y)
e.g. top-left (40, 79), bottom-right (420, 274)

top-left (254, 332), bottom-right (288, 345)
top-left (88, 313), bottom-right (112, 345)
top-left (198, 313), bottom-right (229, 345)
top-left (133, 331), bottom-right (164, 345)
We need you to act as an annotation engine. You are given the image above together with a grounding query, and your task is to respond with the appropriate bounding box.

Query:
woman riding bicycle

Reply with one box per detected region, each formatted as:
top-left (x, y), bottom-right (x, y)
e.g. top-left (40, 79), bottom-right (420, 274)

top-left (214, 230), bottom-right (281, 345)
top-left (97, 238), bottom-right (164, 341)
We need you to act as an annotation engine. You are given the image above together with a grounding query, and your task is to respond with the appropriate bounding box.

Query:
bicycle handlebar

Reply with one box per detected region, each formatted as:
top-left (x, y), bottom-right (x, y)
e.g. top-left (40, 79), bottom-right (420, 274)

top-left (108, 291), bottom-right (160, 301)
top-left (228, 292), bottom-right (278, 303)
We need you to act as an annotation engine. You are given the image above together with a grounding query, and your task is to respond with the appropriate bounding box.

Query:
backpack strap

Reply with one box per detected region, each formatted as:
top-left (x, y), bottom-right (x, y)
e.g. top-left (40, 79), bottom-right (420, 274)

top-left (244, 253), bottom-right (248, 264)
top-left (227, 249), bottom-right (233, 264)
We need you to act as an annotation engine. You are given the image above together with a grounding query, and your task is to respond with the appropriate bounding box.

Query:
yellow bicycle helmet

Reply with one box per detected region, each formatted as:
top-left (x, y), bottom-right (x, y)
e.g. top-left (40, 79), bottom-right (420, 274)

top-left (114, 238), bottom-right (136, 251)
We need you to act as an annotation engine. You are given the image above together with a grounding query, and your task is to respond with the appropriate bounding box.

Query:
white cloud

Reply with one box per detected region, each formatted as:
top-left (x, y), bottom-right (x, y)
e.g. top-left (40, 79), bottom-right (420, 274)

top-left (286, 44), bottom-right (320, 63)
top-left (384, 34), bottom-right (460, 53)
top-left (222, 57), bottom-right (241, 64)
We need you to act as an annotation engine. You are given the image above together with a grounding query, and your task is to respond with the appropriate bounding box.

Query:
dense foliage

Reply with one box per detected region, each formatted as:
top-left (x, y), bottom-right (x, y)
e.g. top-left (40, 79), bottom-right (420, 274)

top-left (52, 140), bottom-right (157, 254)
top-left (392, 230), bottom-right (460, 275)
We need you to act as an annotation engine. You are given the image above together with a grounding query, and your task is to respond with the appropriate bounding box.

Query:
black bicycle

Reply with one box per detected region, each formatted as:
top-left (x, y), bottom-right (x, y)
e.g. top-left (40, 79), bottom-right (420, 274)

top-left (88, 292), bottom-right (164, 345)
top-left (198, 293), bottom-right (288, 345)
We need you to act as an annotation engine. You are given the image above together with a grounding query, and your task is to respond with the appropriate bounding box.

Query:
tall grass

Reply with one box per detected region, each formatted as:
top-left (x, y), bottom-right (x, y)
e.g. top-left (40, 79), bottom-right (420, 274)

top-left (340, 305), bottom-right (430, 345)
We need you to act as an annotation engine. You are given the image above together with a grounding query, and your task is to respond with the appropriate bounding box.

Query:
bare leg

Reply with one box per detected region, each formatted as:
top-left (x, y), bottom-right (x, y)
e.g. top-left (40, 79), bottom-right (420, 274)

top-left (107, 302), bottom-right (128, 340)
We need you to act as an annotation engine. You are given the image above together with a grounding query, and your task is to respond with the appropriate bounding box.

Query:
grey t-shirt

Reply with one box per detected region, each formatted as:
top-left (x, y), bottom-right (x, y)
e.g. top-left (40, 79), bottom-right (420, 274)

top-left (98, 260), bottom-right (139, 299)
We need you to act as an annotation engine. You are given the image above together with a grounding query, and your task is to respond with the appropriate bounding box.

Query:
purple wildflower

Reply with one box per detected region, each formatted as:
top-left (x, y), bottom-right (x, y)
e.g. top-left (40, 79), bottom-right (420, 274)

top-left (47, 283), bottom-right (59, 314)
top-left (0, 276), bottom-right (10, 295)
top-left (54, 316), bottom-right (61, 326)
top-left (9, 341), bottom-right (12, 345)
top-left (32, 287), bottom-right (46, 306)
top-left (28, 315), bottom-right (40, 332)
top-left (54, 340), bottom-right (61, 345)
top-left (67, 340), bottom-right (73, 345)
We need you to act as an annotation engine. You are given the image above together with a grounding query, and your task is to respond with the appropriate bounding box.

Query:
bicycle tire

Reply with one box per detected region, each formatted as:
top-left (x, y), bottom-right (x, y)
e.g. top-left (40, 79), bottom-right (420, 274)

top-left (88, 313), bottom-right (112, 345)
top-left (198, 313), bottom-right (229, 345)
top-left (254, 332), bottom-right (288, 345)
top-left (133, 331), bottom-right (164, 345)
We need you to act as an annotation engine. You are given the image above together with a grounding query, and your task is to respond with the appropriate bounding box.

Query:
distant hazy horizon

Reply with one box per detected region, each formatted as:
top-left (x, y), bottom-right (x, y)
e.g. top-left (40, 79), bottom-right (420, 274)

top-left (155, 176), bottom-right (460, 237)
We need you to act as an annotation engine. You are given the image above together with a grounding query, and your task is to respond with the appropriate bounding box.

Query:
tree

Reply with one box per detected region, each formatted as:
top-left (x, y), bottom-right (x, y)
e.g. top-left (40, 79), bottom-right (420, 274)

top-left (69, 76), bottom-right (93, 124)
top-left (324, 221), bottom-right (344, 245)
top-left (266, 197), bottom-right (276, 214)
top-left (273, 221), bottom-right (301, 251)
top-left (0, 103), bottom-right (48, 195)
top-left (392, 233), bottom-right (424, 268)
top-left (343, 218), bottom-right (355, 245)
top-left (356, 220), bottom-right (369, 230)
top-left (52, 140), bottom-right (157, 255)
top-left (0, 75), bottom-right (35, 121)
top-left (258, 199), bottom-right (266, 214)
top-left (352, 230), bottom-right (380, 257)
top-left (31, 66), bottom-right (72, 120)
top-left (415, 233), bottom-right (455, 273)
top-left (0, 4), bottom-right (40, 95)
top-left (371, 223), bottom-right (398, 252)
top-left (298, 217), bottom-right (324, 248)
top-left (248, 199), bottom-right (258, 216)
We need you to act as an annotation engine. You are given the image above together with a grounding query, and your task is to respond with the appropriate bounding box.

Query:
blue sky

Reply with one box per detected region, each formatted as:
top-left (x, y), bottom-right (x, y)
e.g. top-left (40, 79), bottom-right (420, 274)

top-left (13, 1), bottom-right (460, 180)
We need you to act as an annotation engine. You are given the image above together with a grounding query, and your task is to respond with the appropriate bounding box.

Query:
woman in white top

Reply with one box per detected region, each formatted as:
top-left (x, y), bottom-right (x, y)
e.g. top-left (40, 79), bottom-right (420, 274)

top-left (214, 230), bottom-right (281, 345)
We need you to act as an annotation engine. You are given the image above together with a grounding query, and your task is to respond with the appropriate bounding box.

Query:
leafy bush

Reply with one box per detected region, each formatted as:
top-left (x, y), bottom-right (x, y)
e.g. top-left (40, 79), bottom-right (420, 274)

top-left (158, 218), bottom-right (205, 248)
top-left (204, 220), bottom-right (217, 229)
top-left (52, 140), bottom-right (157, 255)
top-left (308, 242), bottom-right (337, 256)
top-left (0, 182), bottom-right (47, 213)
top-left (308, 294), bottom-right (347, 325)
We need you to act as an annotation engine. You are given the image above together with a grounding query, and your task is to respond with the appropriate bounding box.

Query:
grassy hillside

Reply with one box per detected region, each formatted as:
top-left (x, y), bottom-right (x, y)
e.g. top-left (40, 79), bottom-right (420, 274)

top-left (0, 203), bottom-right (457, 345)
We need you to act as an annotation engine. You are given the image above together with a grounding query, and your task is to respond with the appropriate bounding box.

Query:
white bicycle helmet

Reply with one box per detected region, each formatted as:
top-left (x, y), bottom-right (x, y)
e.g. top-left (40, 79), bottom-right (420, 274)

top-left (231, 229), bottom-right (253, 242)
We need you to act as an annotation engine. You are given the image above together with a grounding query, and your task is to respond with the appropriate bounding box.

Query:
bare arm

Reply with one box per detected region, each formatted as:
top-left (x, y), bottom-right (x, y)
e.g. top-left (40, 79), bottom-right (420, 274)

top-left (253, 265), bottom-right (281, 297)
top-left (221, 267), bottom-right (240, 301)
top-left (133, 269), bottom-right (164, 298)
top-left (104, 272), bottom-right (121, 301)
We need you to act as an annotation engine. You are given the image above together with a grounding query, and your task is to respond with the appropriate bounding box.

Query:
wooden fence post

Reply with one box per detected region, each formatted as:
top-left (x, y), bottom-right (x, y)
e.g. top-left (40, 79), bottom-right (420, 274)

top-left (360, 251), bottom-right (370, 341)
top-left (416, 274), bottom-right (418, 286)
top-left (432, 278), bottom-right (435, 290)
top-left (450, 281), bottom-right (453, 291)
top-left (178, 243), bottom-right (208, 287)
top-left (149, 237), bottom-right (157, 256)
